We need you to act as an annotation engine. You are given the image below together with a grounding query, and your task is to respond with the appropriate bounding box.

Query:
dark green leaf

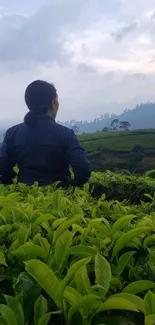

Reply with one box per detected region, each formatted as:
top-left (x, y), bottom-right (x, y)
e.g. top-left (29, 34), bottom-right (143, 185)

top-left (34, 295), bottom-right (47, 325)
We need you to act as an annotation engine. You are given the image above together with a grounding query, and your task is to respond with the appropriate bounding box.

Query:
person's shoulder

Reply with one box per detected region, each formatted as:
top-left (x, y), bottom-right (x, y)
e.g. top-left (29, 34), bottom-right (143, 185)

top-left (55, 122), bottom-right (73, 136)
top-left (5, 123), bottom-right (24, 138)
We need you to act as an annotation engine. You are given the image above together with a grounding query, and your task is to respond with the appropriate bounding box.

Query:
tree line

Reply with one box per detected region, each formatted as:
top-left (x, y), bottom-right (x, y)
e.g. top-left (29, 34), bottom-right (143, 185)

top-left (71, 119), bottom-right (131, 134)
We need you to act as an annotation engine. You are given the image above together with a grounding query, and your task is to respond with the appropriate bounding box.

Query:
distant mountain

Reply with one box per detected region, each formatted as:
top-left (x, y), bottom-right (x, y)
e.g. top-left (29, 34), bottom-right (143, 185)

top-left (61, 102), bottom-right (155, 133)
top-left (1, 102), bottom-right (155, 139)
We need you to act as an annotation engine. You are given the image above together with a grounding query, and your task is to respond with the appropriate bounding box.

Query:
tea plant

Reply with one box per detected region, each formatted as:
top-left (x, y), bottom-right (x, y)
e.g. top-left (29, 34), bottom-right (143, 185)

top-left (0, 172), bottom-right (154, 324)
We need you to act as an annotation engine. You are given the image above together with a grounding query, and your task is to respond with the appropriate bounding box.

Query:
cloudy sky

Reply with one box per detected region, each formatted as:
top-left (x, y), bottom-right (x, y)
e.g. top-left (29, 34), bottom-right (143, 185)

top-left (0, 0), bottom-right (155, 125)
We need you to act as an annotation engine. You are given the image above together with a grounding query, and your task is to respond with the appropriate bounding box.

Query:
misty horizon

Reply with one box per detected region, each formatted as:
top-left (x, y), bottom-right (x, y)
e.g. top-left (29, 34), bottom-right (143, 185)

top-left (0, 0), bottom-right (155, 122)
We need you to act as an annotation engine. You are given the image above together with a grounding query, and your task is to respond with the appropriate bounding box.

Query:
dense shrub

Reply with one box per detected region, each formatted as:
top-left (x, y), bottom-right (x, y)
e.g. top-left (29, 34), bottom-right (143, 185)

top-left (0, 172), bottom-right (154, 324)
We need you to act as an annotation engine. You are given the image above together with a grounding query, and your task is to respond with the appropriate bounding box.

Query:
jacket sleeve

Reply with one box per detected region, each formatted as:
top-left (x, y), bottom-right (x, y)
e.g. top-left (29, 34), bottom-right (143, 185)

top-left (0, 130), bottom-right (16, 184)
top-left (66, 131), bottom-right (91, 186)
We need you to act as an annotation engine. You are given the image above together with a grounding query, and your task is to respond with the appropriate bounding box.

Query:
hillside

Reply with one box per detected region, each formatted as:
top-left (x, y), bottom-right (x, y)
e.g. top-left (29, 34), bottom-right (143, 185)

top-left (62, 102), bottom-right (155, 133)
top-left (1, 102), bottom-right (155, 138)
top-left (79, 129), bottom-right (155, 173)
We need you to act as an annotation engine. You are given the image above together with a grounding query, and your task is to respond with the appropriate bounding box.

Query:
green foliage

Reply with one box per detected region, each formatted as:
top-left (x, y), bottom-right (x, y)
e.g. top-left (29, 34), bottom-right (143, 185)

top-left (79, 129), bottom-right (155, 173)
top-left (0, 172), bottom-right (155, 324)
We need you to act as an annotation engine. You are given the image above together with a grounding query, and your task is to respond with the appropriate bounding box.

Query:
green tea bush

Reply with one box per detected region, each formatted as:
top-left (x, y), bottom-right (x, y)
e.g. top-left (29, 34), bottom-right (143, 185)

top-left (0, 172), bottom-right (154, 324)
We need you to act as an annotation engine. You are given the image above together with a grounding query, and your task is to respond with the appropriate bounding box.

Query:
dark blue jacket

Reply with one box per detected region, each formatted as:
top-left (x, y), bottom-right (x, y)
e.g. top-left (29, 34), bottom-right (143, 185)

top-left (0, 116), bottom-right (91, 186)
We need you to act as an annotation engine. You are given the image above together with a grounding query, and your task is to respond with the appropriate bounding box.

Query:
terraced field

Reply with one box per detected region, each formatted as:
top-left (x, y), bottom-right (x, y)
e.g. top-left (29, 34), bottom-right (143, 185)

top-left (79, 129), bottom-right (155, 172)
top-left (79, 129), bottom-right (155, 156)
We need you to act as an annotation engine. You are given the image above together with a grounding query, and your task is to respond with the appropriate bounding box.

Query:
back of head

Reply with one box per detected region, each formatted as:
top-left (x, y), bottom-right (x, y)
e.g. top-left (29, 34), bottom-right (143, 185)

top-left (24, 80), bottom-right (57, 127)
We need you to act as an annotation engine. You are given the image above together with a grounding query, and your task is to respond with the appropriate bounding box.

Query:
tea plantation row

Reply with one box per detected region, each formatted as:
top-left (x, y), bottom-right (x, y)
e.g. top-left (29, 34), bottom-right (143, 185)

top-left (0, 172), bottom-right (155, 325)
top-left (79, 129), bottom-right (155, 156)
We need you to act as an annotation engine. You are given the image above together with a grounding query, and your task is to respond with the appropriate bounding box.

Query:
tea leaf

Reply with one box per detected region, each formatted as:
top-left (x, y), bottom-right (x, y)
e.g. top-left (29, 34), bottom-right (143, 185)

top-left (55, 230), bottom-right (72, 267)
top-left (68, 294), bottom-right (100, 323)
top-left (0, 316), bottom-right (7, 325)
top-left (52, 218), bottom-right (67, 230)
top-left (112, 227), bottom-right (151, 260)
top-left (64, 286), bottom-right (81, 305)
top-left (75, 265), bottom-right (92, 294)
top-left (25, 260), bottom-right (61, 308)
top-left (13, 242), bottom-right (47, 260)
top-left (18, 225), bottom-right (31, 246)
top-left (144, 236), bottom-right (155, 248)
top-left (53, 217), bottom-right (80, 244)
top-left (115, 251), bottom-right (136, 278)
top-left (38, 313), bottom-right (51, 325)
top-left (123, 280), bottom-right (155, 294)
top-left (4, 295), bottom-right (24, 325)
top-left (112, 215), bottom-right (138, 234)
top-left (95, 297), bottom-right (139, 314)
top-left (32, 214), bottom-right (56, 229)
top-left (34, 295), bottom-right (47, 325)
top-left (69, 245), bottom-right (97, 257)
top-left (145, 315), bottom-right (155, 325)
top-left (144, 291), bottom-right (155, 316)
top-left (60, 257), bottom-right (91, 295)
top-left (0, 305), bottom-right (18, 325)
top-left (95, 253), bottom-right (111, 296)
top-left (89, 220), bottom-right (110, 238)
top-left (0, 252), bottom-right (7, 266)
top-left (111, 293), bottom-right (144, 313)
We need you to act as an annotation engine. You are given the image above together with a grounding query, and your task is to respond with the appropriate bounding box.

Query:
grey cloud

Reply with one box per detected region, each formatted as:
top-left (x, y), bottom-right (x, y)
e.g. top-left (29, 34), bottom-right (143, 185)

top-left (0, 0), bottom-right (155, 123)
top-left (131, 73), bottom-right (146, 79)
top-left (0, 0), bottom-right (89, 65)
top-left (112, 22), bottom-right (138, 42)
top-left (0, 0), bottom-right (123, 65)
top-left (150, 10), bottom-right (155, 23)
top-left (77, 63), bottom-right (97, 74)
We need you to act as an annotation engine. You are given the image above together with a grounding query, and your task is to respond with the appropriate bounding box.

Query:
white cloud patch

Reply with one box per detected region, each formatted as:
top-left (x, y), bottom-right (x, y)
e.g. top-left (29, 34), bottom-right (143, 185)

top-left (0, 0), bottom-right (155, 125)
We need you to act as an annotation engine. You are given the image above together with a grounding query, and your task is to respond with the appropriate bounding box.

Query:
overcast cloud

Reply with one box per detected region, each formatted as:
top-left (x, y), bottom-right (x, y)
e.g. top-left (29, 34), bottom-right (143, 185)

top-left (0, 0), bottom-right (155, 125)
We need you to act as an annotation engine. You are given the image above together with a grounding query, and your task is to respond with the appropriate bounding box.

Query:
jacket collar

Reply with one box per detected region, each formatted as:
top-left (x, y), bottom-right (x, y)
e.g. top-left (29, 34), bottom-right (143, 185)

top-left (36, 115), bottom-right (55, 122)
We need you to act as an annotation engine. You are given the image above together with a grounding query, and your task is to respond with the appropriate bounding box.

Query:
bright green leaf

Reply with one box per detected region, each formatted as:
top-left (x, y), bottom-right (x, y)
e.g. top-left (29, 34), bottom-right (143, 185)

top-left (25, 260), bottom-right (61, 308)
top-left (89, 220), bottom-right (110, 238)
top-left (0, 305), bottom-right (18, 325)
top-left (123, 281), bottom-right (155, 294)
top-left (60, 257), bottom-right (91, 296)
top-left (53, 217), bottom-right (80, 244)
top-left (111, 293), bottom-right (144, 313)
top-left (64, 286), bottom-right (81, 305)
top-left (95, 253), bottom-right (111, 296)
top-left (4, 296), bottom-right (24, 325)
top-left (144, 291), bottom-right (155, 316)
top-left (55, 230), bottom-right (72, 267)
top-left (115, 251), bottom-right (136, 278)
top-left (95, 297), bottom-right (139, 315)
top-left (145, 315), bottom-right (155, 325)
top-left (75, 265), bottom-right (92, 294)
top-left (112, 227), bottom-right (151, 260)
top-left (13, 242), bottom-right (47, 260)
top-left (144, 236), bottom-right (155, 248)
top-left (0, 252), bottom-right (7, 267)
top-left (68, 294), bottom-right (100, 324)
top-left (18, 225), bottom-right (31, 246)
top-left (32, 214), bottom-right (55, 230)
top-left (112, 215), bottom-right (138, 234)
top-left (69, 245), bottom-right (97, 257)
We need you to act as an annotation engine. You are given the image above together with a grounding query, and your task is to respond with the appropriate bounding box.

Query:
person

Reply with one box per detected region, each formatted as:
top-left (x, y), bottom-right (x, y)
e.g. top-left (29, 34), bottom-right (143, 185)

top-left (0, 80), bottom-right (91, 186)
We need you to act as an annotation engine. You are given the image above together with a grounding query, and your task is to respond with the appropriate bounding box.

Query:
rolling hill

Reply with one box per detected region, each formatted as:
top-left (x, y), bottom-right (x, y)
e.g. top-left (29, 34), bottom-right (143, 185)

top-left (79, 129), bottom-right (155, 173)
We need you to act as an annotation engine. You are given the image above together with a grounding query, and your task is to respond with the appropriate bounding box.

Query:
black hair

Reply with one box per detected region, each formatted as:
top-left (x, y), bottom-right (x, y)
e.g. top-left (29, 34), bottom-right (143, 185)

top-left (24, 80), bottom-right (57, 126)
